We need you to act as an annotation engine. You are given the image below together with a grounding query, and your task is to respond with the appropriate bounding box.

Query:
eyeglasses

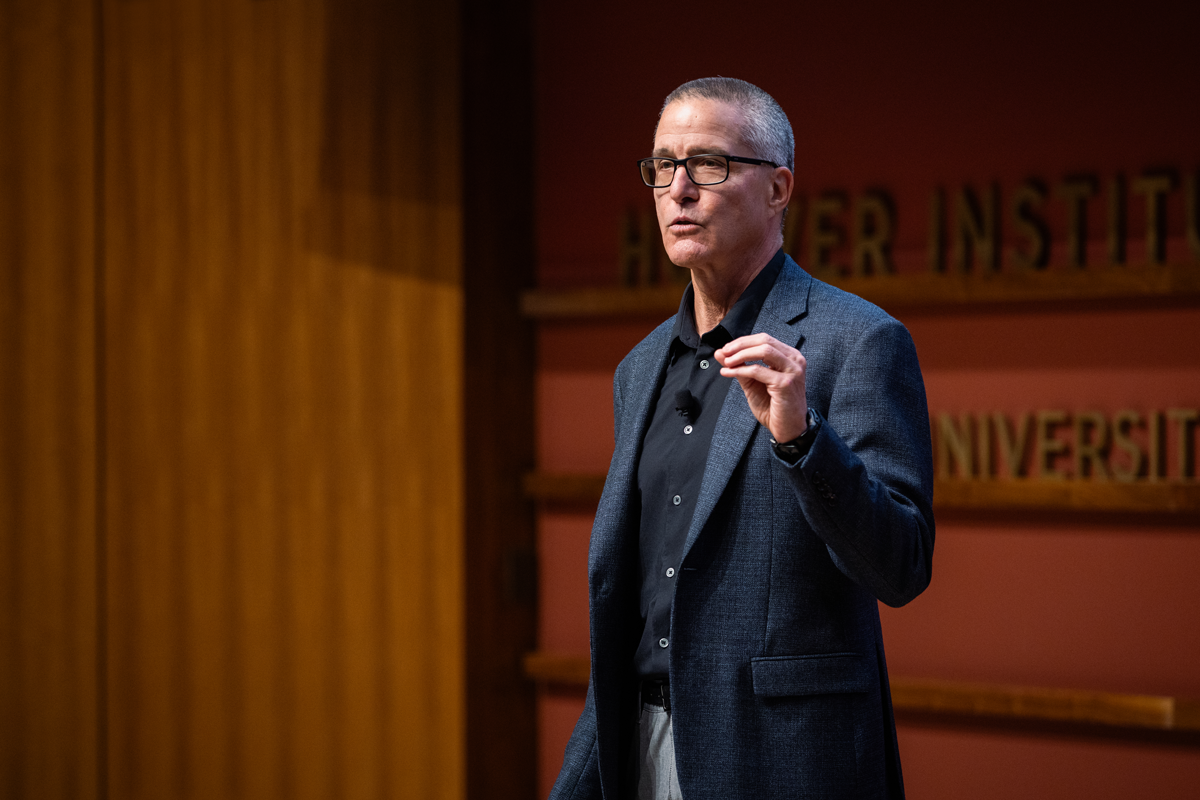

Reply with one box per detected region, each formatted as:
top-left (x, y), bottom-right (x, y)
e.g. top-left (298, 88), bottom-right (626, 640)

top-left (637, 153), bottom-right (779, 187)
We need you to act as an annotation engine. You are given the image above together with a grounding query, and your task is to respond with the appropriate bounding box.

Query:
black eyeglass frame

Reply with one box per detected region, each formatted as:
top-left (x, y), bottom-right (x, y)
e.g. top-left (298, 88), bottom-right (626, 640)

top-left (636, 153), bottom-right (781, 187)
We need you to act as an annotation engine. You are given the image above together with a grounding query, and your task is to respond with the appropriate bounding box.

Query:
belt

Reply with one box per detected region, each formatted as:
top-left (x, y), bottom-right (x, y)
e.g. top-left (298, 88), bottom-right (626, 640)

top-left (641, 679), bottom-right (670, 712)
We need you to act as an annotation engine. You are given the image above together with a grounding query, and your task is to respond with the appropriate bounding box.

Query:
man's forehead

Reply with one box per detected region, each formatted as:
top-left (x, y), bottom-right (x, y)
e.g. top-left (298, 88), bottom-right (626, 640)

top-left (653, 98), bottom-right (748, 155)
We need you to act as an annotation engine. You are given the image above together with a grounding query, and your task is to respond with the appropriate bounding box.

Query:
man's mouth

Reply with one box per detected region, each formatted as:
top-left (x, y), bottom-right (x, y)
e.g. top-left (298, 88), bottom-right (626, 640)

top-left (670, 217), bottom-right (701, 230)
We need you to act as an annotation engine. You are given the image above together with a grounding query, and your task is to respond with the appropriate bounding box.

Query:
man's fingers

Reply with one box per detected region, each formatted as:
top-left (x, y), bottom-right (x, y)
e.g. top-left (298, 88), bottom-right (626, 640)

top-left (727, 346), bottom-right (793, 370)
top-left (715, 333), bottom-right (768, 361)
top-left (719, 363), bottom-right (801, 389)
top-left (719, 363), bottom-right (773, 382)
top-left (717, 341), bottom-right (804, 372)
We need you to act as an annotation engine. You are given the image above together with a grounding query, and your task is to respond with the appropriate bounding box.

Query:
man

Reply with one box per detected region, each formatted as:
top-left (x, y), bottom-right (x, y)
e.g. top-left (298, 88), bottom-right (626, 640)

top-left (550, 77), bottom-right (934, 800)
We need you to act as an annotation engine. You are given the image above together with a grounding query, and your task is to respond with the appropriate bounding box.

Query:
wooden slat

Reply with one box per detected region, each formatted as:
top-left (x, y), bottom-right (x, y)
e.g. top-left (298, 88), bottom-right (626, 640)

top-left (520, 260), bottom-right (1200, 319)
top-left (0, 2), bottom-right (99, 799)
top-left (521, 653), bottom-right (1200, 736)
top-left (523, 472), bottom-right (1200, 517)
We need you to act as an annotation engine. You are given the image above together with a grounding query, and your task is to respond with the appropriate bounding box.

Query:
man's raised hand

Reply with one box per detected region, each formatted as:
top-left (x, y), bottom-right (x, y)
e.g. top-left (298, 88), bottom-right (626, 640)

top-left (714, 333), bottom-right (809, 443)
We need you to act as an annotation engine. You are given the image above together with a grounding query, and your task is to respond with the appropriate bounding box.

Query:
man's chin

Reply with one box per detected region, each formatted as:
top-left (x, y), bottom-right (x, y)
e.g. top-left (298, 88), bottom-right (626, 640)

top-left (665, 242), bottom-right (707, 270)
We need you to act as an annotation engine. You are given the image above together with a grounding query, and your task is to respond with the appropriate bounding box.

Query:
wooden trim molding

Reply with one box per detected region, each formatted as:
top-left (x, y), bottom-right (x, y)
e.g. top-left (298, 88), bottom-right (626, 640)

top-left (890, 678), bottom-right (1200, 733)
top-left (933, 478), bottom-right (1200, 515)
top-left (524, 472), bottom-right (1200, 517)
top-left (522, 652), bottom-right (1200, 740)
top-left (522, 472), bottom-right (607, 504)
top-left (520, 260), bottom-right (1200, 319)
top-left (522, 651), bottom-right (591, 687)
top-left (522, 285), bottom-right (683, 319)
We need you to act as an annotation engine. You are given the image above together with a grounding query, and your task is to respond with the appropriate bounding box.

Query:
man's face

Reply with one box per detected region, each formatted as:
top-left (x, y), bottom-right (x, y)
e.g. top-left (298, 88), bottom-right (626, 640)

top-left (652, 98), bottom-right (784, 275)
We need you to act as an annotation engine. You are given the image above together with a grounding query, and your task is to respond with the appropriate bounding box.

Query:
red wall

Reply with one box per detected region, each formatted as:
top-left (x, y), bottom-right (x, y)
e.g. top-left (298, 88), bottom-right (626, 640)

top-left (532, 2), bottom-right (1200, 797)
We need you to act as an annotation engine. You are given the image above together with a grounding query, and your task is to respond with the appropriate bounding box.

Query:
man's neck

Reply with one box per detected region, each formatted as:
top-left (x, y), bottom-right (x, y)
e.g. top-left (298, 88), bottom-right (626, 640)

top-left (688, 241), bottom-right (781, 334)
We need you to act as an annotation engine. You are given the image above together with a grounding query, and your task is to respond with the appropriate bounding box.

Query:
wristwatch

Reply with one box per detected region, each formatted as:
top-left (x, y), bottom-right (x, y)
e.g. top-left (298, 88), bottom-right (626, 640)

top-left (770, 409), bottom-right (820, 464)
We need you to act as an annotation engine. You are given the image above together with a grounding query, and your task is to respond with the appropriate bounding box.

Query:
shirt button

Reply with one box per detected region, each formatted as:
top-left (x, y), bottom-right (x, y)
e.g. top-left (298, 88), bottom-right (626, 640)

top-left (659, 638), bottom-right (669, 648)
top-left (665, 567), bottom-right (675, 577)
top-left (683, 425), bottom-right (693, 435)
top-left (699, 359), bottom-right (710, 369)
top-left (672, 495), bottom-right (681, 505)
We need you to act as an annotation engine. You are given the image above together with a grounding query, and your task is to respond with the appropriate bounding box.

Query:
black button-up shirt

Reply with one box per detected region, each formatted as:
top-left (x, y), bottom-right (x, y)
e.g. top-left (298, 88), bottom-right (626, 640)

top-left (633, 249), bottom-right (785, 678)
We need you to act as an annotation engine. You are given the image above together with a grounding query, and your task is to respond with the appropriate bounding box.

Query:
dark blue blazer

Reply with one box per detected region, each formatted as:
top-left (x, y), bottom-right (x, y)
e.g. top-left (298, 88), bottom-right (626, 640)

top-left (551, 255), bottom-right (935, 799)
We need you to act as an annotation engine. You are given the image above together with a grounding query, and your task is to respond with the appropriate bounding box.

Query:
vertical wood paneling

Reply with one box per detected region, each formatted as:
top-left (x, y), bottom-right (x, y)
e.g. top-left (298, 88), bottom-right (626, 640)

top-left (102, 2), bottom-right (463, 800)
top-left (0, 2), bottom-right (99, 799)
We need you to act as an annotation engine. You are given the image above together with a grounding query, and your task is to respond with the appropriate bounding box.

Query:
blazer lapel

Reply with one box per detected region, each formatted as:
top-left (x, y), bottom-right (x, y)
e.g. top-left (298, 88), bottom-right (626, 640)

top-left (680, 256), bottom-right (813, 560)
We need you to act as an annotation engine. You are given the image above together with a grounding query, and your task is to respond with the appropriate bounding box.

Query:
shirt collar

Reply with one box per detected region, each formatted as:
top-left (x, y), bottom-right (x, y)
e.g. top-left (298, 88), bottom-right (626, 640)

top-left (669, 248), bottom-right (786, 357)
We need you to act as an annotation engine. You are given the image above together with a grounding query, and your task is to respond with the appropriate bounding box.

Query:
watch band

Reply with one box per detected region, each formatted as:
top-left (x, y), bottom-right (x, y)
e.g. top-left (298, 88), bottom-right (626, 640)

top-left (770, 409), bottom-right (820, 463)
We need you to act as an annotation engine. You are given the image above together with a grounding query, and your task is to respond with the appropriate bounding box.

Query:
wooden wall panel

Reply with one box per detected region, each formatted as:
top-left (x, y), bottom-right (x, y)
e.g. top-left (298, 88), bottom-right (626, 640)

top-left (101, 2), bottom-right (462, 800)
top-left (0, 2), bottom-right (99, 799)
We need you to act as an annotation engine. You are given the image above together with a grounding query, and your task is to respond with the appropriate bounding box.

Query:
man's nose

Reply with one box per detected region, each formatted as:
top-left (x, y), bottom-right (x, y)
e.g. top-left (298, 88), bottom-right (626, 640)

top-left (668, 162), bottom-right (700, 201)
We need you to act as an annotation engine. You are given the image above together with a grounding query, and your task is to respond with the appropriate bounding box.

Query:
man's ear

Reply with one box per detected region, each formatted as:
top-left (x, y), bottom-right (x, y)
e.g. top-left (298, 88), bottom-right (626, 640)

top-left (769, 166), bottom-right (794, 213)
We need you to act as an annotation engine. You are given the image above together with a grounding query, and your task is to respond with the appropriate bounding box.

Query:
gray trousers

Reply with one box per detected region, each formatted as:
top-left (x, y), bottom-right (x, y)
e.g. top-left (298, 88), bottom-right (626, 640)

top-left (637, 703), bottom-right (682, 800)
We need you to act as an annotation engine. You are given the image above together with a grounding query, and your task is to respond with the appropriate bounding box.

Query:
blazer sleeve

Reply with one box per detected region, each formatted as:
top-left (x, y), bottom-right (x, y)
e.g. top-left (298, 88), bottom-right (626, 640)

top-left (548, 677), bottom-right (603, 799)
top-left (781, 315), bottom-right (935, 607)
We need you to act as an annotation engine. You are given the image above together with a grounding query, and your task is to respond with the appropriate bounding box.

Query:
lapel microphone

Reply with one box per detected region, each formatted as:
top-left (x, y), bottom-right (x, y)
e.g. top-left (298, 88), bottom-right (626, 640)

top-left (674, 389), bottom-right (697, 421)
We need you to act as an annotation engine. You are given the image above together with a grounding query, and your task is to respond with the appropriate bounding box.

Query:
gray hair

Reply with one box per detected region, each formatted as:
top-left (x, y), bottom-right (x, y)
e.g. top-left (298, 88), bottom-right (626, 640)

top-left (659, 77), bottom-right (794, 172)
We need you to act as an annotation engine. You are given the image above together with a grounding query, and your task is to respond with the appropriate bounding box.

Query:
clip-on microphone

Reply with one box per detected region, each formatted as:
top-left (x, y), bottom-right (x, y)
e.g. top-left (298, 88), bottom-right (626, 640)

top-left (674, 389), bottom-right (696, 421)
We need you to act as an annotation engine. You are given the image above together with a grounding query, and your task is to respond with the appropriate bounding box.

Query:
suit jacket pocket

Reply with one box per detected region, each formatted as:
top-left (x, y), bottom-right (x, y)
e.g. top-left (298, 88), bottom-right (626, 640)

top-left (750, 652), bottom-right (872, 697)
